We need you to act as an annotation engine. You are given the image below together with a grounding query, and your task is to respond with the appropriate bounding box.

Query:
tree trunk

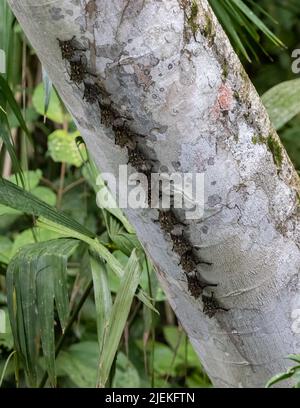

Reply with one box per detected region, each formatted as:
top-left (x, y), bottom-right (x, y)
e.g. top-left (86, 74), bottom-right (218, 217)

top-left (7, 0), bottom-right (300, 387)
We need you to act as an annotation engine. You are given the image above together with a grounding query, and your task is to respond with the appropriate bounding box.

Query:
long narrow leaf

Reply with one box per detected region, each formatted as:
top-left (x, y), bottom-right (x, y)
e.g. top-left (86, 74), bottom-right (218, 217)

top-left (97, 250), bottom-right (141, 387)
top-left (90, 256), bottom-right (112, 353)
top-left (0, 177), bottom-right (94, 238)
top-left (0, 94), bottom-right (24, 182)
top-left (0, 74), bottom-right (31, 139)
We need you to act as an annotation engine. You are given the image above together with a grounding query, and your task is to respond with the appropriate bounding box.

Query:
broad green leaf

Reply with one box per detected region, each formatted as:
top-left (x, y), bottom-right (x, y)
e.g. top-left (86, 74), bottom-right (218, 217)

top-left (32, 83), bottom-right (64, 124)
top-left (9, 169), bottom-right (42, 191)
top-left (136, 340), bottom-right (184, 377)
top-left (0, 236), bottom-right (12, 263)
top-left (48, 130), bottom-right (87, 167)
top-left (97, 250), bottom-right (141, 387)
top-left (56, 342), bottom-right (99, 388)
top-left (112, 352), bottom-right (140, 388)
top-left (31, 186), bottom-right (56, 207)
top-left (262, 79), bottom-right (300, 130)
top-left (163, 326), bottom-right (199, 367)
top-left (10, 228), bottom-right (62, 258)
top-left (57, 343), bottom-right (142, 388)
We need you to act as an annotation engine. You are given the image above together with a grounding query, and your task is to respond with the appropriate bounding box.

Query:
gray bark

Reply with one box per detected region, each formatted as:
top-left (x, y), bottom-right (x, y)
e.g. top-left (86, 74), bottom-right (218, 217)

top-left (7, 0), bottom-right (300, 387)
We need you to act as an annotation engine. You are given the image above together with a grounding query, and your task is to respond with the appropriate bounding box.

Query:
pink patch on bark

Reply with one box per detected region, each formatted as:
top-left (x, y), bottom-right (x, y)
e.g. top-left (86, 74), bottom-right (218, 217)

top-left (211, 83), bottom-right (234, 118)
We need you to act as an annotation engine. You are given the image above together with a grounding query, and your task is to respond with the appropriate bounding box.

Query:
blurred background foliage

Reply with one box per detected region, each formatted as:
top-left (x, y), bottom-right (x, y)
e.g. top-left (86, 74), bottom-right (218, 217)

top-left (0, 0), bottom-right (300, 388)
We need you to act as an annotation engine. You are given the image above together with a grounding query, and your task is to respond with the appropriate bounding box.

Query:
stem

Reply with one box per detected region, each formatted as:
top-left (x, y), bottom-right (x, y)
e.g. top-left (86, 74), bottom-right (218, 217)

top-left (38, 279), bottom-right (93, 388)
top-left (62, 177), bottom-right (85, 195)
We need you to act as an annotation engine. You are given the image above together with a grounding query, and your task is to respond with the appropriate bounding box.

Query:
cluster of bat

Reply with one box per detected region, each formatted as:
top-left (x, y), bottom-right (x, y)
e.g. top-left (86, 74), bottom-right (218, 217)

top-left (57, 37), bottom-right (150, 176)
top-left (57, 36), bottom-right (228, 318)
top-left (57, 36), bottom-right (105, 104)
top-left (157, 210), bottom-right (228, 317)
top-left (114, 123), bottom-right (154, 207)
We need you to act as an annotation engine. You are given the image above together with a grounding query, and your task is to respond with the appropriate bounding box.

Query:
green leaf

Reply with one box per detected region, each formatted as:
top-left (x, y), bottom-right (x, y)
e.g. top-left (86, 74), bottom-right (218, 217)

top-left (104, 212), bottom-right (142, 256)
top-left (0, 171), bottom-right (56, 217)
top-left (262, 79), bottom-right (300, 130)
top-left (163, 326), bottom-right (199, 366)
top-left (36, 254), bottom-right (55, 384)
top-left (42, 68), bottom-right (53, 119)
top-left (31, 186), bottom-right (56, 207)
top-left (0, 74), bottom-right (31, 139)
top-left (83, 163), bottom-right (135, 234)
top-left (112, 352), bottom-right (140, 388)
top-left (6, 238), bottom-right (79, 386)
top-left (97, 250), bottom-right (141, 387)
top-left (266, 370), bottom-right (297, 388)
top-left (230, 0), bottom-right (284, 48)
top-left (48, 130), bottom-right (87, 167)
top-left (89, 256), bottom-right (112, 353)
top-left (32, 83), bottom-right (65, 124)
top-left (0, 177), bottom-right (95, 239)
top-left (56, 342), bottom-right (99, 387)
top-left (209, 0), bottom-right (284, 62)
top-left (288, 354), bottom-right (300, 364)
top-left (10, 228), bottom-right (62, 258)
top-left (0, 236), bottom-right (12, 264)
top-left (137, 340), bottom-right (184, 377)
top-left (9, 169), bottom-right (42, 191)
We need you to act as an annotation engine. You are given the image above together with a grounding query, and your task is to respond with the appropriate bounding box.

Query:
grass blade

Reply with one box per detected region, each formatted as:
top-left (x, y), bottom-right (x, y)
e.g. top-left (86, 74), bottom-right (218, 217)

top-left (97, 250), bottom-right (141, 387)
top-left (0, 177), bottom-right (94, 238)
top-left (0, 74), bottom-right (31, 139)
top-left (42, 68), bottom-right (53, 121)
top-left (90, 256), bottom-right (112, 353)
